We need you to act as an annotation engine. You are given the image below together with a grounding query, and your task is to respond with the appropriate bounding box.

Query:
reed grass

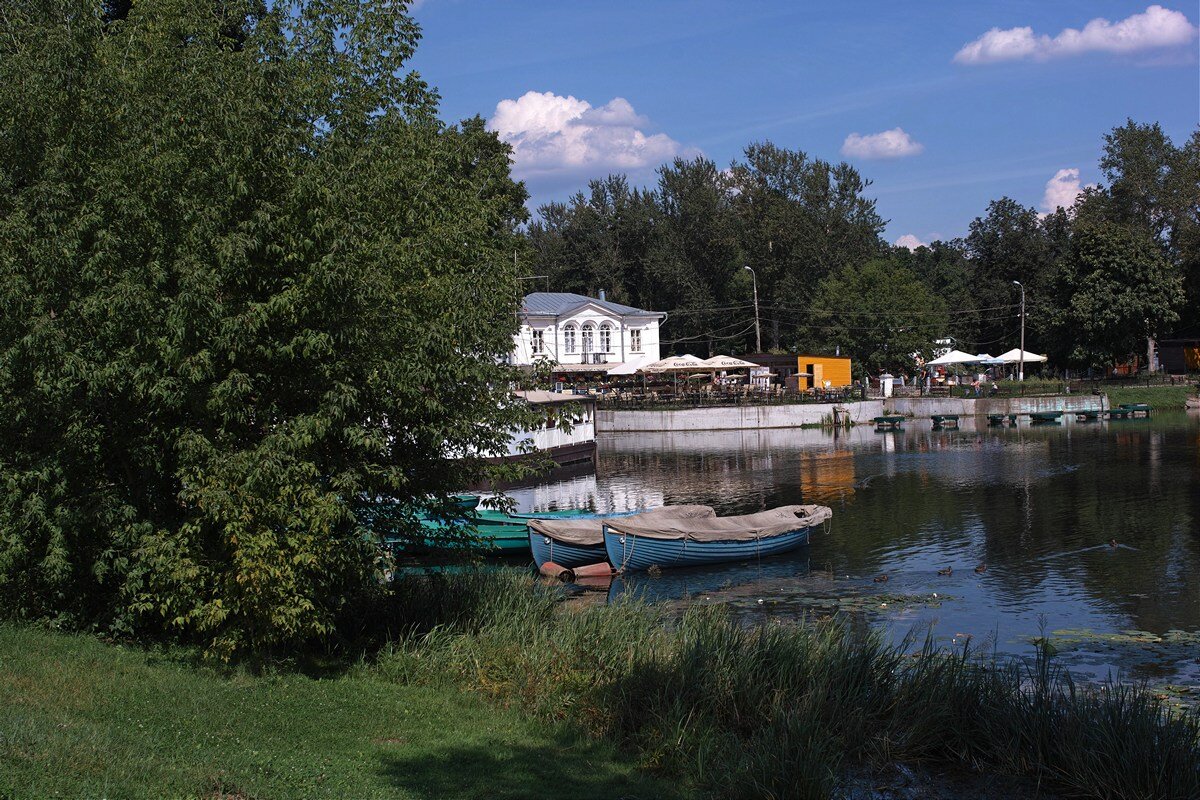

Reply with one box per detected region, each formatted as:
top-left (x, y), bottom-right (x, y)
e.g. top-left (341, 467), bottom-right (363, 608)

top-left (373, 569), bottom-right (1200, 800)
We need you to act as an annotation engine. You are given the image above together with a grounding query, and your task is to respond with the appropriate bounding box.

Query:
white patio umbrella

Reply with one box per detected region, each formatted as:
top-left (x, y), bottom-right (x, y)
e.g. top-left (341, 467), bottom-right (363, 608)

top-left (995, 348), bottom-right (1048, 364)
top-left (927, 349), bottom-right (982, 366)
top-left (607, 355), bottom-right (655, 376)
top-left (640, 354), bottom-right (705, 373)
top-left (698, 355), bottom-right (758, 369)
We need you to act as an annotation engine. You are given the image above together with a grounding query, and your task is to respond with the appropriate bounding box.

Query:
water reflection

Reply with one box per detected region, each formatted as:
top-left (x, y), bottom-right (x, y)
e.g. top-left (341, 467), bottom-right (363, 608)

top-left (525, 415), bottom-right (1200, 684)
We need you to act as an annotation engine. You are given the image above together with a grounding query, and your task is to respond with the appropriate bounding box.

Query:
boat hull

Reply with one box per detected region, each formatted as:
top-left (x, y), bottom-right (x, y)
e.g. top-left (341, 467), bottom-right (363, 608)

top-left (604, 525), bottom-right (812, 572)
top-left (529, 532), bottom-right (608, 569)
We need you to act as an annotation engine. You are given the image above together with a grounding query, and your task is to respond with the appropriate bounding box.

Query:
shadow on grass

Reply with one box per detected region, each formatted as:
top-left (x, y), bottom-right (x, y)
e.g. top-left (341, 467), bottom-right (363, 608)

top-left (377, 734), bottom-right (675, 800)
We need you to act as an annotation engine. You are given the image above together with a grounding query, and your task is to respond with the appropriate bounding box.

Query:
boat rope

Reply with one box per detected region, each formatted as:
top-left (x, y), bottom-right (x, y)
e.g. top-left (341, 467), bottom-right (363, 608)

top-left (610, 524), bottom-right (635, 572)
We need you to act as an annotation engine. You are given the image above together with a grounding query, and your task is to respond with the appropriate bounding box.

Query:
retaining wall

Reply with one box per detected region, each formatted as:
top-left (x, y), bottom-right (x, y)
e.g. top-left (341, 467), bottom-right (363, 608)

top-left (596, 401), bottom-right (885, 432)
top-left (597, 393), bottom-right (1107, 433)
top-left (886, 394), bottom-right (1107, 418)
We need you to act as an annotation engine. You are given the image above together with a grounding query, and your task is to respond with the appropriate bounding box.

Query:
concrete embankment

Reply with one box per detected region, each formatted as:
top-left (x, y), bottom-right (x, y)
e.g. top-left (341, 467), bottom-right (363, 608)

top-left (597, 394), bottom-right (1105, 433)
top-left (885, 394), bottom-right (1107, 418)
top-left (597, 401), bottom-right (885, 432)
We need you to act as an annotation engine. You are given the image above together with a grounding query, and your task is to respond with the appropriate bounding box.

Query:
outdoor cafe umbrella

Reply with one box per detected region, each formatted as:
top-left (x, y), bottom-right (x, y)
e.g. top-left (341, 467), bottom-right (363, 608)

top-left (699, 355), bottom-right (758, 369)
top-left (995, 348), bottom-right (1048, 364)
top-left (639, 354), bottom-right (705, 395)
top-left (640, 354), bottom-right (705, 372)
top-left (926, 349), bottom-right (982, 366)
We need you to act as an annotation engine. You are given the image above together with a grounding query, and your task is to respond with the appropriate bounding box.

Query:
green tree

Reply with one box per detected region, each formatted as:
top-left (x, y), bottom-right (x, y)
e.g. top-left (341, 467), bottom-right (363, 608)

top-left (1078, 120), bottom-right (1200, 333)
top-left (0, 0), bottom-right (531, 656)
top-left (807, 260), bottom-right (947, 377)
top-left (963, 198), bottom-right (1057, 355)
top-left (646, 157), bottom-right (744, 355)
top-left (1059, 225), bottom-right (1184, 369)
top-left (890, 239), bottom-right (979, 349)
top-left (729, 142), bottom-right (885, 350)
top-left (527, 175), bottom-right (659, 306)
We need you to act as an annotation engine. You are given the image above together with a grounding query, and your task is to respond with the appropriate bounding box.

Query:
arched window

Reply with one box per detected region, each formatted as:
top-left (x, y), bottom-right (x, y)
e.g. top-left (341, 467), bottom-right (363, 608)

top-left (563, 324), bottom-right (577, 354)
top-left (599, 323), bottom-right (613, 353)
top-left (580, 324), bottom-right (594, 354)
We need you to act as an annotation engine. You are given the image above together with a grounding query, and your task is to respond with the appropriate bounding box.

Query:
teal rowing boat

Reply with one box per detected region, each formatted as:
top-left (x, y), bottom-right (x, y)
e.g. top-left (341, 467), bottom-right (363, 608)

top-left (404, 496), bottom-right (601, 553)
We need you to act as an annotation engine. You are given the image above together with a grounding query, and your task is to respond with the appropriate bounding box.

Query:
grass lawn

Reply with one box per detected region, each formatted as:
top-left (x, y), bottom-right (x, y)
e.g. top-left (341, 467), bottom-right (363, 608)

top-left (1105, 384), bottom-right (1197, 409)
top-left (0, 625), bottom-right (674, 800)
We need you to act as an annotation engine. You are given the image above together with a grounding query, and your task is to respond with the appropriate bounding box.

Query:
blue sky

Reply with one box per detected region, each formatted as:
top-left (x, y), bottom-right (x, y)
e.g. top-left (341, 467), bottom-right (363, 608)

top-left (409, 1), bottom-right (1199, 246)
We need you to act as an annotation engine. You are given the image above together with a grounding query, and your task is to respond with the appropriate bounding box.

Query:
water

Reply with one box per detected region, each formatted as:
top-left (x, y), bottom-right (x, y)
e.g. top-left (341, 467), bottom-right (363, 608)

top-left (509, 412), bottom-right (1200, 688)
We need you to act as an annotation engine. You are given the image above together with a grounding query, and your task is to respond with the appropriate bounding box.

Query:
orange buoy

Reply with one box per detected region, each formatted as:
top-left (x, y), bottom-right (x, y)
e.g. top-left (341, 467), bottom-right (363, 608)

top-left (538, 561), bottom-right (574, 581)
top-left (572, 562), bottom-right (614, 578)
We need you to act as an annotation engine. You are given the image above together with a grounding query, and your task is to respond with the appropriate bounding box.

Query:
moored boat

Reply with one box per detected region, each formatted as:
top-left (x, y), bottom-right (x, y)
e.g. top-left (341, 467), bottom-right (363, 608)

top-left (603, 505), bottom-right (832, 573)
top-left (404, 498), bottom-right (603, 553)
top-left (529, 505), bottom-right (717, 568)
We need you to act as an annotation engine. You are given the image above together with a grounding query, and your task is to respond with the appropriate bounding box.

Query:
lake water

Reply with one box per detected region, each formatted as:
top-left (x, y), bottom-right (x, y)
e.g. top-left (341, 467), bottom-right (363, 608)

top-left (509, 412), bottom-right (1200, 688)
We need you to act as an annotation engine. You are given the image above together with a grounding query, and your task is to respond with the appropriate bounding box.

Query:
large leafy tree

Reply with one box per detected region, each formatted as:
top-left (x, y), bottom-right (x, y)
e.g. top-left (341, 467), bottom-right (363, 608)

top-left (645, 157), bottom-right (744, 355)
top-left (0, 0), bottom-right (531, 655)
top-left (890, 240), bottom-right (979, 349)
top-left (1078, 120), bottom-right (1200, 333)
top-left (1057, 225), bottom-right (1184, 369)
top-left (806, 260), bottom-right (947, 378)
top-left (963, 198), bottom-right (1056, 355)
top-left (526, 175), bottom-right (659, 307)
top-left (728, 142), bottom-right (886, 350)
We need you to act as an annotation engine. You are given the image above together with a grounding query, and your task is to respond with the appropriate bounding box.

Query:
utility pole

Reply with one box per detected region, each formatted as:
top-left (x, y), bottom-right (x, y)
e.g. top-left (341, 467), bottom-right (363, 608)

top-left (745, 265), bottom-right (761, 353)
top-left (1012, 280), bottom-right (1025, 381)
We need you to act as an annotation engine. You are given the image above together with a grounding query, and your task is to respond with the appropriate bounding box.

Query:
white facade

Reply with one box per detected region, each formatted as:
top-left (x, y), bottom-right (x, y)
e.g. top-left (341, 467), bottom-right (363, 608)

top-left (511, 293), bottom-right (665, 371)
top-left (506, 396), bottom-right (595, 457)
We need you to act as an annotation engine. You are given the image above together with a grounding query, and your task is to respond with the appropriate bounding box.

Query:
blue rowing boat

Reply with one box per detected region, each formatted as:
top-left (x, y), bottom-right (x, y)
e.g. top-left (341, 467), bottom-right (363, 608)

top-left (528, 505), bottom-right (717, 569)
top-left (603, 505), bottom-right (832, 573)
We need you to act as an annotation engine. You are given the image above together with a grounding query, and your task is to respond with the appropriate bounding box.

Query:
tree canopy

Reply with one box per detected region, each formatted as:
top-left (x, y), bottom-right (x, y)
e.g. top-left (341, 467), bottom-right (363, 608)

top-left (526, 123), bottom-right (1198, 372)
top-left (0, 0), bottom-right (532, 656)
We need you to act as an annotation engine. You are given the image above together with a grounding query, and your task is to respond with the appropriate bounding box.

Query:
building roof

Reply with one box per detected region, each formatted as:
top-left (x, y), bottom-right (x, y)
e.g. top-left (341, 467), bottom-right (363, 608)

top-left (521, 292), bottom-right (662, 319)
top-left (514, 389), bottom-right (595, 406)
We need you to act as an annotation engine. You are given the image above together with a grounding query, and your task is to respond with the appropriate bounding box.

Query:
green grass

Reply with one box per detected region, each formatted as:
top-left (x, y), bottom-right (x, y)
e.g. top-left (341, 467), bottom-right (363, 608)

top-left (6, 570), bottom-right (1199, 799)
top-left (376, 571), bottom-right (1200, 800)
top-left (1105, 384), bottom-right (1198, 409)
top-left (0, 624), bottom-right (675, 800)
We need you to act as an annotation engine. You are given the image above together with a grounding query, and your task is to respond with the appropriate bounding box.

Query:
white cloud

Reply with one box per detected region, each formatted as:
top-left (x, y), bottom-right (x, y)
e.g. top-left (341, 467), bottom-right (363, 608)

top-left (894, 234), bottom-right (928, 250)
top-left (840, 128), bottom-right (924, 160)
top-left (487, 91), bottom-right (689, 186)
top-left (955, 5), bottom-right (1198, 64)
top-left (1040, 168), bottom-right (1094, 214)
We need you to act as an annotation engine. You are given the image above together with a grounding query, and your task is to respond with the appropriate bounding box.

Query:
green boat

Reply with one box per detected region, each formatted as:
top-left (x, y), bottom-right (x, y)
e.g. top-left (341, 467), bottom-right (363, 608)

top-left (404, 496), bottom-right (615, 553)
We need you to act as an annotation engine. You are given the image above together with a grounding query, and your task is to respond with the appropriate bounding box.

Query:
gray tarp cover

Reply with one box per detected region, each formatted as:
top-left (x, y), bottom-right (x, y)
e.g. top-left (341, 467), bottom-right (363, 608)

top-left (528, 505), bottom-right (716, 546)
top-left (604, 504), bottom-right (832, 543)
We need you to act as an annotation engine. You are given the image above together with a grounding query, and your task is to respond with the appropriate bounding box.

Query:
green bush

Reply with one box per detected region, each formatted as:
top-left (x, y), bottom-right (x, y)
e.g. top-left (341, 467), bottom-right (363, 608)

top-left (0, 1), bottom-right (532, 656)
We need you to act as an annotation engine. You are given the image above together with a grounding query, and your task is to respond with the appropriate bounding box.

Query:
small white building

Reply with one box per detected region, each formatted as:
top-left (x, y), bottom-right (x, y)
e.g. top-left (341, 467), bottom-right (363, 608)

top-left (506, 390), bottom-right (596, 465)
top-left (511, 291), bottom-right (666, 374)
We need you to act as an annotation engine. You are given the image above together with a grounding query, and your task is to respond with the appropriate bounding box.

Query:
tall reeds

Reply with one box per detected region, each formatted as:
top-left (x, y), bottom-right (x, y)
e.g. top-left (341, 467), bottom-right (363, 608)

top-left (371, 569), bottom-right (1200, 799)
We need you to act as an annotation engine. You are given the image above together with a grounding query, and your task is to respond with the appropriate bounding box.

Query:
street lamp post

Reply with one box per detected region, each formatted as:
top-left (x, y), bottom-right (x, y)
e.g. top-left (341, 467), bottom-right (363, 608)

top-left (1012, 280), bottom-right (1025, 381)
top-left (745, 265), bottom-right (761, 353)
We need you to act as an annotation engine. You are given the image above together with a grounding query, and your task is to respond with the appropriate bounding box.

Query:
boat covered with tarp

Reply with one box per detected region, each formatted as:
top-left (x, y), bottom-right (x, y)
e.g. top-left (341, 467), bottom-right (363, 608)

top-left (529, 505), bottom-right (717, 568)
top-left (603, 505), bottom-right (832, 572)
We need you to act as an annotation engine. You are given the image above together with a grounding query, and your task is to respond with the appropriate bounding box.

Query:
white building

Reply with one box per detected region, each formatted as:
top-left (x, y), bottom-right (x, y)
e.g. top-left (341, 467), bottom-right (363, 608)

top-left (511, 291), bottom-right (666, 374)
